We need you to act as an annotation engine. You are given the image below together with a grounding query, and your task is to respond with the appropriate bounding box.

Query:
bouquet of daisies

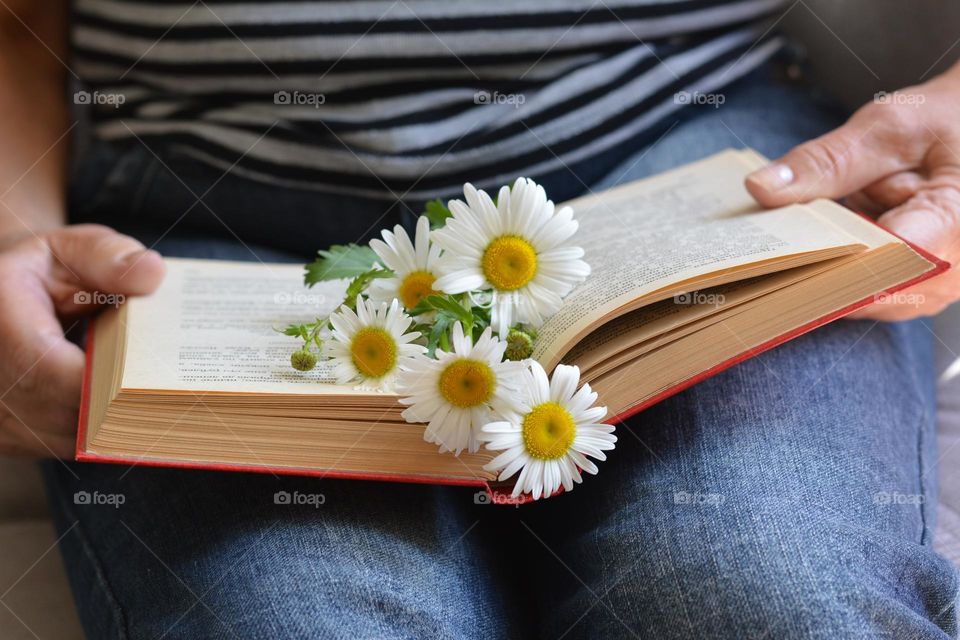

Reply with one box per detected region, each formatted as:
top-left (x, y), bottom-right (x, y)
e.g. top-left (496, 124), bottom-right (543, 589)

top-left (282, 178), bottom-right (617, 500)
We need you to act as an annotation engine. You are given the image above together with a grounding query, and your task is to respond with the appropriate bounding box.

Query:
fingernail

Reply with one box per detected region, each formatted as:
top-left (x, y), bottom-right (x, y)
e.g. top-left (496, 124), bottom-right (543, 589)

top-left (748, 163), bottom-right (795, 192)
top-left (117, 249), bottom-right (143, 265)
top-left (117, 248), bottom-right (153, 267)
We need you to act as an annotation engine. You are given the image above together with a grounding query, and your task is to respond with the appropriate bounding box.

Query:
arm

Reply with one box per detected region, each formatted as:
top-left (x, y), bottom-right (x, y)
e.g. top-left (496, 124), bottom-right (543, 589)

top-left (0, 0), bottom-right (165, 457)
top-left (0, 0), bottom-right (69, 242)
top-left (745, 61), bottom-right (960, 320)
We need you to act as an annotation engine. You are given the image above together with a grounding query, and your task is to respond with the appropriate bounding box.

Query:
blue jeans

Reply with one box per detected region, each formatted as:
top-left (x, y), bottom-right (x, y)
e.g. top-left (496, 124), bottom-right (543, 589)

top-left (47, 68), bottom-right (959, 639)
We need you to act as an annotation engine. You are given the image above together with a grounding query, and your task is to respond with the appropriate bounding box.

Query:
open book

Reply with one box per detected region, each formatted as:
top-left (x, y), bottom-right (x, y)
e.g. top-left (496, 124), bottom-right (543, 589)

top-left (77, 149), bottom-right (948, 501)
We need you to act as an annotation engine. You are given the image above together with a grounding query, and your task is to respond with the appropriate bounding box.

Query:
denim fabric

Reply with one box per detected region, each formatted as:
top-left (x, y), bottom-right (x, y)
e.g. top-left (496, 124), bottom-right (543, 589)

top-left (45, 67), bottom-right (959, 639)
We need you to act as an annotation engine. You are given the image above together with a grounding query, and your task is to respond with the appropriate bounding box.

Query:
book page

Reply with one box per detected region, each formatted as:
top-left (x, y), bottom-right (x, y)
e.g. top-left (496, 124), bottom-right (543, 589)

top-left (531, 150), bottom-right (881, 365)
top-left (562, 255), bottom-right (850, 375)
top-left (120, 258), bottom-right (370, 395)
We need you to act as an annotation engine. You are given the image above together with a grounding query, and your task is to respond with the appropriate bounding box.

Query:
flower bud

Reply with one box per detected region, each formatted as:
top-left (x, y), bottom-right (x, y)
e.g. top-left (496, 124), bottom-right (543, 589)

top-left (505, 328), bottom-right (535, 361)
top-left (291, 348), bottom-right (318, 372)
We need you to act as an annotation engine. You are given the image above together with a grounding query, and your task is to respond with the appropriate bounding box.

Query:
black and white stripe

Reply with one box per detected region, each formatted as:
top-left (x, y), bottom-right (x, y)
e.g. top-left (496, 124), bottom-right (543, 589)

top-left (72, 0), bottom-right (788, 201)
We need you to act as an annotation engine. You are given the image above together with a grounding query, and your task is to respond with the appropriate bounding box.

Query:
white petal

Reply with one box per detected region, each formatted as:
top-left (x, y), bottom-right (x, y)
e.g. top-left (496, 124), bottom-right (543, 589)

top-left (549, 364), bottom-right (580, 404)
top-left (574, 406), bottom-right (608, 425)
top-left (491, 447), bottom-right (529, 481)
top-left (434, 269), bottom-right (486, 294)
top-left (528, 361), bottom-right (551, 406)
top-left (569, 450), bottom-right (599, 475)
top-left (414, 216), bottom-right (431, 268)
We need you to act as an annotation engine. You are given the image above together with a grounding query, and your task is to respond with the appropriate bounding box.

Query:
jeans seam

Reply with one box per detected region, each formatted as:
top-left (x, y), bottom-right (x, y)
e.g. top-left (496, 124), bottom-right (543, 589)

top-left (901, 321), bottom-right (935, 547)
top-left (919, 405), bottom-right (932, 546)
top-left (49, 479), bottom-right (130, 640)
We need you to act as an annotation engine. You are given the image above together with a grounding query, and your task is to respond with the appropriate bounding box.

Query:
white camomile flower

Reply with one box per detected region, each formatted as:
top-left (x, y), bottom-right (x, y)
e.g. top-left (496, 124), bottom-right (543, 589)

top-left (432, 178), bottom-right (590, 336)
top-left (479, 361), bottom-right (615, 500)
top-left (325, 296), bottom-right (424, 391)
top-left (368, 216), bottom-right (442, 311)
top-left (397, 322), bottom-right (526, 455)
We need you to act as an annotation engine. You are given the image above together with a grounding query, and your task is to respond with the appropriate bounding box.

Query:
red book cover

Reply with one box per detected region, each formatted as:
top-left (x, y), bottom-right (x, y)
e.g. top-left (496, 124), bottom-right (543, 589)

top-left (75, 231), bottom-right (950, 506)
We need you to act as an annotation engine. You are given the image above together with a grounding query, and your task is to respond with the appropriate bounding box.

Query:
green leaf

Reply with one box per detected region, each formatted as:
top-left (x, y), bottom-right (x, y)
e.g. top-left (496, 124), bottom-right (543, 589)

top-left (406, 298), bottom-right (436, 317)
top-left (424, 294), bottom-right (472, 325)
top-left (426, 314), bottom-right (453, 358)
top-left (277, 323), bottom-right (309, 338)
top-left (342, 267), bottom-right (394, 308)
top-left (304, 244), bottom-right (381, 285)
top-left (423, 199), bottom-right (452, 229)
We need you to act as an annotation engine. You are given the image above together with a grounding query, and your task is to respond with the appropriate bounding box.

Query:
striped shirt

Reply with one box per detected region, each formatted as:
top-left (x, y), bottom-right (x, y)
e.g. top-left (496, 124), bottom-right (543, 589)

top-left (72, 0), bottom-right (787, 202)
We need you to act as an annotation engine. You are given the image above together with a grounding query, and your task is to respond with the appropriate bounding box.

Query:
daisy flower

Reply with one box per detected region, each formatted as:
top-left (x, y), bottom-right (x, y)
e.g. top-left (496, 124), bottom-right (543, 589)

top-left (368, 216), bottom-right (442, 311)
top-left (326, 296), bottom-right (424, 391)
top-left (433, 178), bottom-right (590, 336)
top-left (397, 322), bottom-right (526, 455)
top-left (479, 361), bottom-right (615, 500)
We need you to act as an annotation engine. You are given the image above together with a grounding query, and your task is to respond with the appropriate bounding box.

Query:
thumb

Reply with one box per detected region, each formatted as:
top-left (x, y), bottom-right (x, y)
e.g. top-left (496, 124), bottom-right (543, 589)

top-left (745, 105), bottom-right (925, 208)
top-left (875, 189), bottom-right (960, 256)
top-left (46, 224), bottom-right (165, 297)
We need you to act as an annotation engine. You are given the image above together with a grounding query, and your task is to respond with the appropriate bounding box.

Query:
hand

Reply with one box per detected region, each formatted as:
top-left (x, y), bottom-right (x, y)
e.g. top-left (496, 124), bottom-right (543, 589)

top-left (745, 64), bottom-right (960, 321)
top-left (0, 224), bottom-right (164, 458)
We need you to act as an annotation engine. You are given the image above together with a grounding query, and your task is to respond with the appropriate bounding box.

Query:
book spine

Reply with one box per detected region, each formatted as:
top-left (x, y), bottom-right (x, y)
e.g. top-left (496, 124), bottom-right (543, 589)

top-left (75, 317), bottom-right (95, 458)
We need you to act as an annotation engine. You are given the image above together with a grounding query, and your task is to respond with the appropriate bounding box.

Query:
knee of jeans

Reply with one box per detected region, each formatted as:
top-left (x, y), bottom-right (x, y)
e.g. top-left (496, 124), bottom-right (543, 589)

top-left (653, 534), bottom-right (858, 637)
top-left (180, 513), bottom-right (509, 639)
top-left (672, 536), bottom-right (954, 639)
top-left (195, 563), bottom-right (496, 640)
top-left (544, 516), bottom-right (957, 640)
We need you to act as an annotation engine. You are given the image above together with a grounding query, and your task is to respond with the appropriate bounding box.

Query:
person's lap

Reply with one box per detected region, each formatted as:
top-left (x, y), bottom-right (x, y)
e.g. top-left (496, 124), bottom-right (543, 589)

top-left (45, 69), bottom-right (959, 638)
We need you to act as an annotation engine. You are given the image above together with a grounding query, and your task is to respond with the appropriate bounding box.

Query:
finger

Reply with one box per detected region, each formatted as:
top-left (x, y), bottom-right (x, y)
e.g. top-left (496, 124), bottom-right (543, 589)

top-left (847, 189), bottom-right (960, 321)
top-left (861, 171), bottom-right (925, 210)
top-left (746, 103), bottom-right (928, 207)
top-left (1, 425), bottom-right (75, 459)
top-left (4, 327), bottom-right (84, 407)
top-left (844, 191), bottom-right (886, 217)
top-left (846, 286), bottom-right (937, 322)
top-left (45, 224), bottom-right (166, 298)
top-left (0, 440), bottom-right (73, 459)
top-left (878, 189), bottom-right (960, 252)
top-left (0, 399), bottom-right (80, 440)
top-left (0, 276), bottom-right (85, 406)
top-left (846, 305), bottom-right (917, 322)
top-left (0, 399), bottom-right (77, 459)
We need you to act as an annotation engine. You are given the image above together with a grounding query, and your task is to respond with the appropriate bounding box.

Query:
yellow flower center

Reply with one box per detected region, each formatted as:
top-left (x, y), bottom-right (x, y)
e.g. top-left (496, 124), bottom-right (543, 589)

top-left (522, 402), bottom-right (577, 460)
top-left (398, 270), bottom-right (437, 309)
top-left (438, 358), bottom-right (496, 408)
top-left (350, 326), bottom-right (397, 379)
top-left (481, 235), bottom-right (538, 291)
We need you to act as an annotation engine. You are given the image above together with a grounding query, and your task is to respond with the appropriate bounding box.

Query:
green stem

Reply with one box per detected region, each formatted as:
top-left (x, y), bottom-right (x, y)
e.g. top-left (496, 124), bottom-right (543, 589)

top-left (458, 293), bottom-right (474, 338)
top-left (304, 316), bottom-right (328, 351)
